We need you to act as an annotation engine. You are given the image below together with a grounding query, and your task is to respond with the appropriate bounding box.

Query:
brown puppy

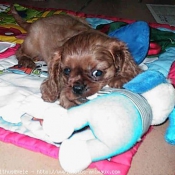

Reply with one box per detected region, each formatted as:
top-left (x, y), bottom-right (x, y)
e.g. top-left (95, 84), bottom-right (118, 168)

top-left (11, 5), bottom-right (141, 109)
top-left (11, 5), bottom-right (92, 68)
top-left (41, 31), bottom-right (142, 108)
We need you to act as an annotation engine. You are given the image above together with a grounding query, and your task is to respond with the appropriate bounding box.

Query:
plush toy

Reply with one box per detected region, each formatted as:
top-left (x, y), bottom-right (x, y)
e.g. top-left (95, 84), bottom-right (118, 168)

top-left (41, 70), bottom-right (175, 173)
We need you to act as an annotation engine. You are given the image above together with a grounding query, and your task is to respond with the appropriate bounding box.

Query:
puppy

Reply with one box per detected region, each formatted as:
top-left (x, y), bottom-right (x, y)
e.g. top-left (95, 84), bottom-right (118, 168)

top-left (41, 31), bottom-right (142, 108)
top-left (10, 5), bottom-right (92, 68)
top-left (11, 5), bottom-right (141, 109)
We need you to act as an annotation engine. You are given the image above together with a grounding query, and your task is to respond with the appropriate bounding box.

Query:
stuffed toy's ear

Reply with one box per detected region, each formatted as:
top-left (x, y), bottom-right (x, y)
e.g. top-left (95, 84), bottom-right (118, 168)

top-left (123, 70), bottom-right (167, 93)
top-left (142, 83), bottom-right (175, 125)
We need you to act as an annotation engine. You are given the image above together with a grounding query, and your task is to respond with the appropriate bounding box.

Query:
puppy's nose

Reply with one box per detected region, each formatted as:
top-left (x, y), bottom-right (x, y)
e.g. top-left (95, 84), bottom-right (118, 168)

top-left (72, 84), bottom-right (85, 95)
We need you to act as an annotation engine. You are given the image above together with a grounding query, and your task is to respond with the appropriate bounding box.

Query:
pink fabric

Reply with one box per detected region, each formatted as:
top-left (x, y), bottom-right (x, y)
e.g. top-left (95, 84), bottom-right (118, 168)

top-left (0, 127), bottom-right (58, 158)
top-left (0, 126), bottom-right (152, 175)
top-left (168, 61), bottom-right (175, 87)
top-left (0, 44), bottom-right (20, 59)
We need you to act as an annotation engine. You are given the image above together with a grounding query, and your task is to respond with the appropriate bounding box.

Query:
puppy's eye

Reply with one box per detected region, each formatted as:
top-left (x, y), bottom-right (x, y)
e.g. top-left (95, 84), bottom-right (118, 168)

top-left (92, 70), bottom-right (103, 77)
top-left (63, 68), bottom-right (71, 75)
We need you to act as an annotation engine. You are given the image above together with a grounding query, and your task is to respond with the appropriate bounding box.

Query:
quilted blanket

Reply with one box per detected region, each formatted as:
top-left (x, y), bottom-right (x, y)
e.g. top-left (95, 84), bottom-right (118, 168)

top-left (0, 3), bottom-right (175, 175)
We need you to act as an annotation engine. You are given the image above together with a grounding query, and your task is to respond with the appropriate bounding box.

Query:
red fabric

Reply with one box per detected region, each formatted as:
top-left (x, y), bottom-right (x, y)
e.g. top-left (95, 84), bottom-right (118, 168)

top-left (147, 42), bottom-right (161, 55)
top-left (0, 127), bottom-right (58, 158)
top-left (0, 26), bottom-right (22, 36)
top-left (168, 61), bottom-right (175, 87)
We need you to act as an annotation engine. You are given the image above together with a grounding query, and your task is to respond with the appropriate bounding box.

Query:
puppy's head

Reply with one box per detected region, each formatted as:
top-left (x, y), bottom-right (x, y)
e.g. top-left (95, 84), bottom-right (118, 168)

top-left (41, 31), bottom-right (141, 108)
top-left (60, 42), bottom-right (116, 104)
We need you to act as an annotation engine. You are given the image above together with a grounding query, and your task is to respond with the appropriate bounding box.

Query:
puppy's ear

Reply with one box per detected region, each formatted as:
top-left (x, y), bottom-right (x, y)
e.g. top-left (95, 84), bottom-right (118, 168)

top-left (108, 39), bottom-right (140, 76)
top-left (107, 39), bottom-right (141, 88)
top-left (40, 51), bottom-right (62, 102)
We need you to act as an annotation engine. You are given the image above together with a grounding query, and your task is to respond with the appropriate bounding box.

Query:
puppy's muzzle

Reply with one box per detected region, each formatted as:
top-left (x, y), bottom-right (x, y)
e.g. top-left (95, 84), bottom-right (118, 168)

top-left (72, 83), bottom-right (85, 95)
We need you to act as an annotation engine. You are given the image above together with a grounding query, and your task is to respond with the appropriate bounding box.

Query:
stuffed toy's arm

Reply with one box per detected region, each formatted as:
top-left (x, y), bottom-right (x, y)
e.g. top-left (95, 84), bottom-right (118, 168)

top-left (142, 83), bottom-right (175, 125)
top-left (42, 105), bottom-right (90, 143)
top-left (124, 70), bottom-right (175, 125)
top-left (42, 108), bottom-right (74, 143)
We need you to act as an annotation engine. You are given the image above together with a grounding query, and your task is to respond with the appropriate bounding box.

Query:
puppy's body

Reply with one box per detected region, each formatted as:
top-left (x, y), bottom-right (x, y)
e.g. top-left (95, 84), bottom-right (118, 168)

top-left (11, 6), bottom-right (141, 108)
top-left (11, 5), bottom-right (91, 68)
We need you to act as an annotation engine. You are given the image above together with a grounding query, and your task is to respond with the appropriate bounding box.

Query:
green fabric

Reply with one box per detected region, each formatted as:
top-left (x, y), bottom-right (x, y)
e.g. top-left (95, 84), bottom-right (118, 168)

top-left (0, 4), bottom-right (66, 24)
top-left (150, 28), bottom-right (175, 53)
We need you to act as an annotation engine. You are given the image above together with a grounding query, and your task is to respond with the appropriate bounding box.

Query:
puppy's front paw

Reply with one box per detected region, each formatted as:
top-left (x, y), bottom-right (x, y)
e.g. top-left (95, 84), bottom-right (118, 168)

top-left (60, 100), bottom-right (77, 109)
top-left (41, 92), bottom-right (58, 103)
top-left (18, 56), bottom-right (36, 69)
top-left (59, 96), bottom-right (77, 109)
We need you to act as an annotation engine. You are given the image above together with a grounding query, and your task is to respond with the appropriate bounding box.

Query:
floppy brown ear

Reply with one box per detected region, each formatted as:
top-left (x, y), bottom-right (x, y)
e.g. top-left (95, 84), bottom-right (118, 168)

top-left (107, 39), bottom-right (141, 88)
top-left (40, 51), bottom-right (62, 102)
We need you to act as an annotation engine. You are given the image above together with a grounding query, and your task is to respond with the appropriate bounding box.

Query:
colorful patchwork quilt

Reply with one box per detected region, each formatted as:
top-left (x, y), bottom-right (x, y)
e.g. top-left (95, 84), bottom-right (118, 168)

top-left (0, 3), bottom-right (175, 175)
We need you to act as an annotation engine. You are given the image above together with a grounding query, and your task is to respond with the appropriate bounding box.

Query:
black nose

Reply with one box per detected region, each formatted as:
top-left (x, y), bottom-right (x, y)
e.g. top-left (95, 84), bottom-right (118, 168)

top-left (72, 84), bottom-right (85, 94)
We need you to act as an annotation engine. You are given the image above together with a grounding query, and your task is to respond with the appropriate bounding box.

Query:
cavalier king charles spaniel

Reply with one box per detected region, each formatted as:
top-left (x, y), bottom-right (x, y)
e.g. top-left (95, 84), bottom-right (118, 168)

top-left (11, 5), bottom-right (141, 109)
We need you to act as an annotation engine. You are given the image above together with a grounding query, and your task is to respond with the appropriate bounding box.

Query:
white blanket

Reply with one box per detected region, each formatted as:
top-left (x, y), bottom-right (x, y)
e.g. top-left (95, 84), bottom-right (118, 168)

top-left (1, 43), bottom-right (175, 147)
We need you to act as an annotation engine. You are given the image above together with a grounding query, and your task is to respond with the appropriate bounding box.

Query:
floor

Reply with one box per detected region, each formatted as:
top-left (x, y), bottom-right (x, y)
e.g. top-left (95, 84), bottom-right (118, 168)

top-left (2, 0), bottom-right (175, 23)
top-left (0, 0), bottom-right (175, 174)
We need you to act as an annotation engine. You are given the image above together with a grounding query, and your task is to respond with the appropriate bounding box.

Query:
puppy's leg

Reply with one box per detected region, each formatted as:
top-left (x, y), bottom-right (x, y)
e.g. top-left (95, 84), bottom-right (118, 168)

top-left (16, 39), bottom-right (39, 69)
top-left (16, 50), bottom-right (36, 68)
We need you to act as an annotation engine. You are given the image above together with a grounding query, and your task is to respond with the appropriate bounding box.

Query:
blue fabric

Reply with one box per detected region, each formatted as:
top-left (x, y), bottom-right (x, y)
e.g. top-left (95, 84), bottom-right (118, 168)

top-left (108, 21), bottom-right (150, 65)
top-left (165, 108), bottom-right (175, 145)
top-left (123, 70), bottom-right (166, 94)
top-left (146, 47), bottom-right (175, 77)
top-left (86, 18), bottom-right (113, 29)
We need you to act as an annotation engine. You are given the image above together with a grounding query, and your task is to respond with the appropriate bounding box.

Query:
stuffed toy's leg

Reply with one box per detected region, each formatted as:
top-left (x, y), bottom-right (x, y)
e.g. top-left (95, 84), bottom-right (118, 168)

top-left (60, 132), bottom-right (146, 174)
top-left (59, 138), bottom-right (113, 173)
top-left (165, 108), bottom-right (175, 145)
top-left (60, 136), bottom-right (139, 173)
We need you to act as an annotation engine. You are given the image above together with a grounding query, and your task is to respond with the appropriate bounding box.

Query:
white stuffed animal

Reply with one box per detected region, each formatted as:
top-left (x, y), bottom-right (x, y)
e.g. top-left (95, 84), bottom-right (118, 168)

top-left (41, 70), bottom-right (175, 173)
